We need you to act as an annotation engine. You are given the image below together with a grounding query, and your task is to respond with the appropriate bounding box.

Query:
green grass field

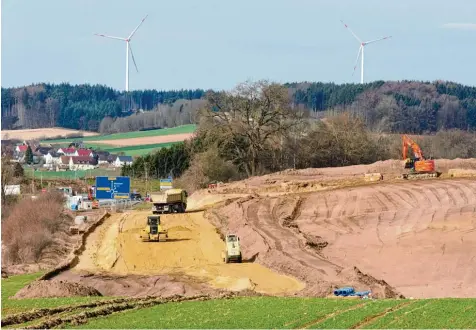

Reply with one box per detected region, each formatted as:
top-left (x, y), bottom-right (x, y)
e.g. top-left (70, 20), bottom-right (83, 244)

top-left (95, 141), bottom-right (182, 156)
top-left (42, 124), bottom-right (196, 144)
top-left (1, 273), bottom-right (107, 316)
top-left (2, 273), bottom-right (475, 329)
top-left (24, 167), bottom-right (122, 180)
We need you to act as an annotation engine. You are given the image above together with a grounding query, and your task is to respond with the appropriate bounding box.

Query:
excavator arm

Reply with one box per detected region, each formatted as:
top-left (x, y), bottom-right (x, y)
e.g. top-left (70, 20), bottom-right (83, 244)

top-left (402, 135), bottom-right (424, 160)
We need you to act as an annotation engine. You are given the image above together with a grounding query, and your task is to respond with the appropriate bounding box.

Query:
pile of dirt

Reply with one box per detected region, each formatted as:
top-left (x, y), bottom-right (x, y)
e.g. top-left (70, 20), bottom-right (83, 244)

top-left (53, 271), bottom-right (218, 298)
top-left (13, 280), bottom-right (102, 299)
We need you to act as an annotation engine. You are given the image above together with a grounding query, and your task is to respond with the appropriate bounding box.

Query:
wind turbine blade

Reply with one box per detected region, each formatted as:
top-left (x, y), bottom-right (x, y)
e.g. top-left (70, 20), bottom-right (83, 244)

top-left (352, 45), bottom-right (362, 76)
top-left (94, 33), bottom-right (127, 41)
top-left (340, 20), bottom-right (362, 43)
top-left (128, 15), bottom-right (148, 40)
top-left (364, 36), bottom-right (392, 45)
top-left (129, 43), bottom-right (139, 73)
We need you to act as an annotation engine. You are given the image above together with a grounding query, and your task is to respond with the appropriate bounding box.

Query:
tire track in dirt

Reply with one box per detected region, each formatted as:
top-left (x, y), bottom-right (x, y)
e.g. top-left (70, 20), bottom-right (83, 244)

top-left (21, 293), bottom-right (233, 329)
top-left (247, 199), bottom-right (338, 277)
top-left (295, 301), bottom-right (367, 329)
top-left (351, 301), bottom-right (414, 329)
top-left (312, 179), bottom-right (476, 298)
top-left (240, 195), bottom-right (402, 297)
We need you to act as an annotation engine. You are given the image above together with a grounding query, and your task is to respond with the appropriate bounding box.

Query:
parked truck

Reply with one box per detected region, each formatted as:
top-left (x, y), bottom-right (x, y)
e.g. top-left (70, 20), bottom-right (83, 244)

top-left (150, 189), bottom-right (188, 214)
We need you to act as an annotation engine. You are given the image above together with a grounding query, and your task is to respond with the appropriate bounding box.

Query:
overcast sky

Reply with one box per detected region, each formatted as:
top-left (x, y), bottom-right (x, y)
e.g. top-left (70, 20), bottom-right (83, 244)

top-left (2, 0), bottom-right (475, 91)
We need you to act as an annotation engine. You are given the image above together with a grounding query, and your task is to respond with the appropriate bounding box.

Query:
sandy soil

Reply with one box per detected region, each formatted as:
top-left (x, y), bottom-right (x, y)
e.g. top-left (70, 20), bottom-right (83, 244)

top-left (63, 210), bottom-right (303, 296)
top-left (208, 178), bottom-right (476, 298)
top-left (88, 133), bottom-right (195, 147)
top-left (1, 128), bottom-right (98, 140)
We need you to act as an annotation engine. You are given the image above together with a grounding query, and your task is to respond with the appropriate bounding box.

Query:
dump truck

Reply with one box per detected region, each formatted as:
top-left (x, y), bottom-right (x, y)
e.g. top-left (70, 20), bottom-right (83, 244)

top-left (150, 189), bottom-right (188, 214)
top-left (139, 215), bottom-right (168, 242)
top-left (222, 234), bottom-right (242, 263)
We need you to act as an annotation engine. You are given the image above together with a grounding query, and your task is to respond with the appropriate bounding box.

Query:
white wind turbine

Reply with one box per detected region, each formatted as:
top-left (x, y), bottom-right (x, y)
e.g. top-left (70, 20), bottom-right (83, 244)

top-left (340, 20), bottom-right (392, 84)
top-left (94, 15), bottom-right (148, 92)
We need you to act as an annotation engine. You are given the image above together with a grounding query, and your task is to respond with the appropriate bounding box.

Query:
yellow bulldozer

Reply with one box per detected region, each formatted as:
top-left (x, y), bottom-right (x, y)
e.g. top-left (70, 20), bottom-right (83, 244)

top-left (139, 215), bottom-right (168, 242)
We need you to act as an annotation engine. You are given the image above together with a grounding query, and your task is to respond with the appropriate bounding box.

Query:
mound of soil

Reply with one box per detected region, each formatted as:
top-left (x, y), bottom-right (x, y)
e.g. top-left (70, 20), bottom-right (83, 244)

top-left (13, 280), bottom-right (102, 299)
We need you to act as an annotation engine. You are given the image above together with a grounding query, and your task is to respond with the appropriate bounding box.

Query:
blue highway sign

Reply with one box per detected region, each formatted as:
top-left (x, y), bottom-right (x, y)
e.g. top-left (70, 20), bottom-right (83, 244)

top-left (95, 176), bottom-right (131, 199)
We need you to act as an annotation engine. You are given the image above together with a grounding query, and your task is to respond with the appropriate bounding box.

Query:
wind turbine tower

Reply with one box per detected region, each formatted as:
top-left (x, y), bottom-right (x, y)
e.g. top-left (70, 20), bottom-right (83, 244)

top-left (340, 20), bottom-right (391, 84)
top-left (94, 15), bottom-right (148, 92)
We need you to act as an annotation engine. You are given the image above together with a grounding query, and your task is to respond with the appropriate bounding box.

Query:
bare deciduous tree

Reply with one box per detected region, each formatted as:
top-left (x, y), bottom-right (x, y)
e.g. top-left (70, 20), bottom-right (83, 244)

top-left (1, 157), bottom-right (13, 206)
top-left (202, 80), bottom-right (302, 176)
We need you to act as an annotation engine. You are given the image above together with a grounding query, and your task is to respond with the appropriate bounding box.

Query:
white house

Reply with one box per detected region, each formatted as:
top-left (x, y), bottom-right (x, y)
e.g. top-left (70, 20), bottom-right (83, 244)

top-left (44, 152), bottom-right (61, 167)
top-left (69, 156), bottom-right (98, 171)
top-left (57, 147), bottom-right (78, 156)
top-left (114, 156), bottom-right (133, 167)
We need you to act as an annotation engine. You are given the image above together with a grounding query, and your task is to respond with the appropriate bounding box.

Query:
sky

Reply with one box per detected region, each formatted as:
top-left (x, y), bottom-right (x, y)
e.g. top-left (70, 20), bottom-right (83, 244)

top-left (1, 0), bottom-right (476, 91)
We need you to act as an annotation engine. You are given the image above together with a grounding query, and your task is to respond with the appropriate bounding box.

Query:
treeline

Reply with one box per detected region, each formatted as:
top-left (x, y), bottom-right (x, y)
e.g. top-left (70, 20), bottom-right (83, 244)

top-left (99, 99), bottom-right (207, 134)
top-left (121, 143), bottom-right (193, 179)
top-left (3, 80), bottom-right (476, 134)
top-left (291, 80), bottom-right (476, 133)
top-left (123, 80), bottom-right (476, 192)
top-left (1, 83), bottom-right (205, 131)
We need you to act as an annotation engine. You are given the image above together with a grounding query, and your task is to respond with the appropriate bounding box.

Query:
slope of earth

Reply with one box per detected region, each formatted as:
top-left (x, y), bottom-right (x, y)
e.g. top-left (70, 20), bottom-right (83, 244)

top-left (54, 208), bottom-right (304, 297)
top-left (208, 178), bottom-right (476, 299)
top-left (1, 128), bottom-right (98, 140)
top-left (2, 210), bottom-right (102, 276)
top-left (212, 158), bottom-right (476, 195)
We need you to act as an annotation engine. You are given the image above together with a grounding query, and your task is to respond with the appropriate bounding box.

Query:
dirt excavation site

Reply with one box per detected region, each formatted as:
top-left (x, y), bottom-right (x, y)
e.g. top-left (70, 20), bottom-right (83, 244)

top-left (45, 159), bottom-right (476, 300)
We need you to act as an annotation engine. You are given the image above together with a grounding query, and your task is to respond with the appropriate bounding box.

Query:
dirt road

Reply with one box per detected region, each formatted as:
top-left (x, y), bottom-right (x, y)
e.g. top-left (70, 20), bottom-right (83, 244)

top-left (71, 210), bottom-right (304, 295)
top-left (209, 178), bottom-right (476, 298)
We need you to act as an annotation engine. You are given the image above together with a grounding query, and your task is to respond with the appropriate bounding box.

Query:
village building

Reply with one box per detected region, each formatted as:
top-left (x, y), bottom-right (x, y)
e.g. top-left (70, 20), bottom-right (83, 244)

top-left (114, 155), bottom-right (133, 167)
top-left (69, 156), bottom-right (98, 171)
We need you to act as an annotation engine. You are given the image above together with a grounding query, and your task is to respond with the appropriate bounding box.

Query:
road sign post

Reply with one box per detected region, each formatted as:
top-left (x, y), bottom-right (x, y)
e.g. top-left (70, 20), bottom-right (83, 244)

top-left (159, 178), bottom-right (173, 190)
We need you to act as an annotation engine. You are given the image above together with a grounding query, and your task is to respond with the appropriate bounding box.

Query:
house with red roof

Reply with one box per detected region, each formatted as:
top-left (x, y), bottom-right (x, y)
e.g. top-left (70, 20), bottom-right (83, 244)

top-left (15, 144), bottom-right (28, 153)
top-left (76, 149), bottom-right (94, 157)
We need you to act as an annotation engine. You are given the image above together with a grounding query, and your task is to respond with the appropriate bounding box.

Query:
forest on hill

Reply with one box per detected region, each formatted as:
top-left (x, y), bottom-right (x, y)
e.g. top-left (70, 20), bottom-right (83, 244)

top-left (1, 80), bottom-right (476, 133)
top-left (0, 83), bottom-right (205, 132)
top-left (122, 81), bottom-right (476, 190)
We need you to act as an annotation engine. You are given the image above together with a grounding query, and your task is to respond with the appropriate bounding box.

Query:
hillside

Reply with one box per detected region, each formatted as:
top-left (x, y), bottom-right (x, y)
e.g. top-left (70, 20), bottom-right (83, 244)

top-left (0, 84), bottom-right (205, 132)
top-left (2, 80), bottom-right (476, 134)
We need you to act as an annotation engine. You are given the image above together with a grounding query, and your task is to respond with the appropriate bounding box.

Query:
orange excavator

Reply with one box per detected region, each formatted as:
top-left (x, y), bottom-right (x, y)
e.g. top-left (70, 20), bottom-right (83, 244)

top-left (401, 135), bottom-right (440, 179)
top-left (87, 186), bottom-right (99, 209)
